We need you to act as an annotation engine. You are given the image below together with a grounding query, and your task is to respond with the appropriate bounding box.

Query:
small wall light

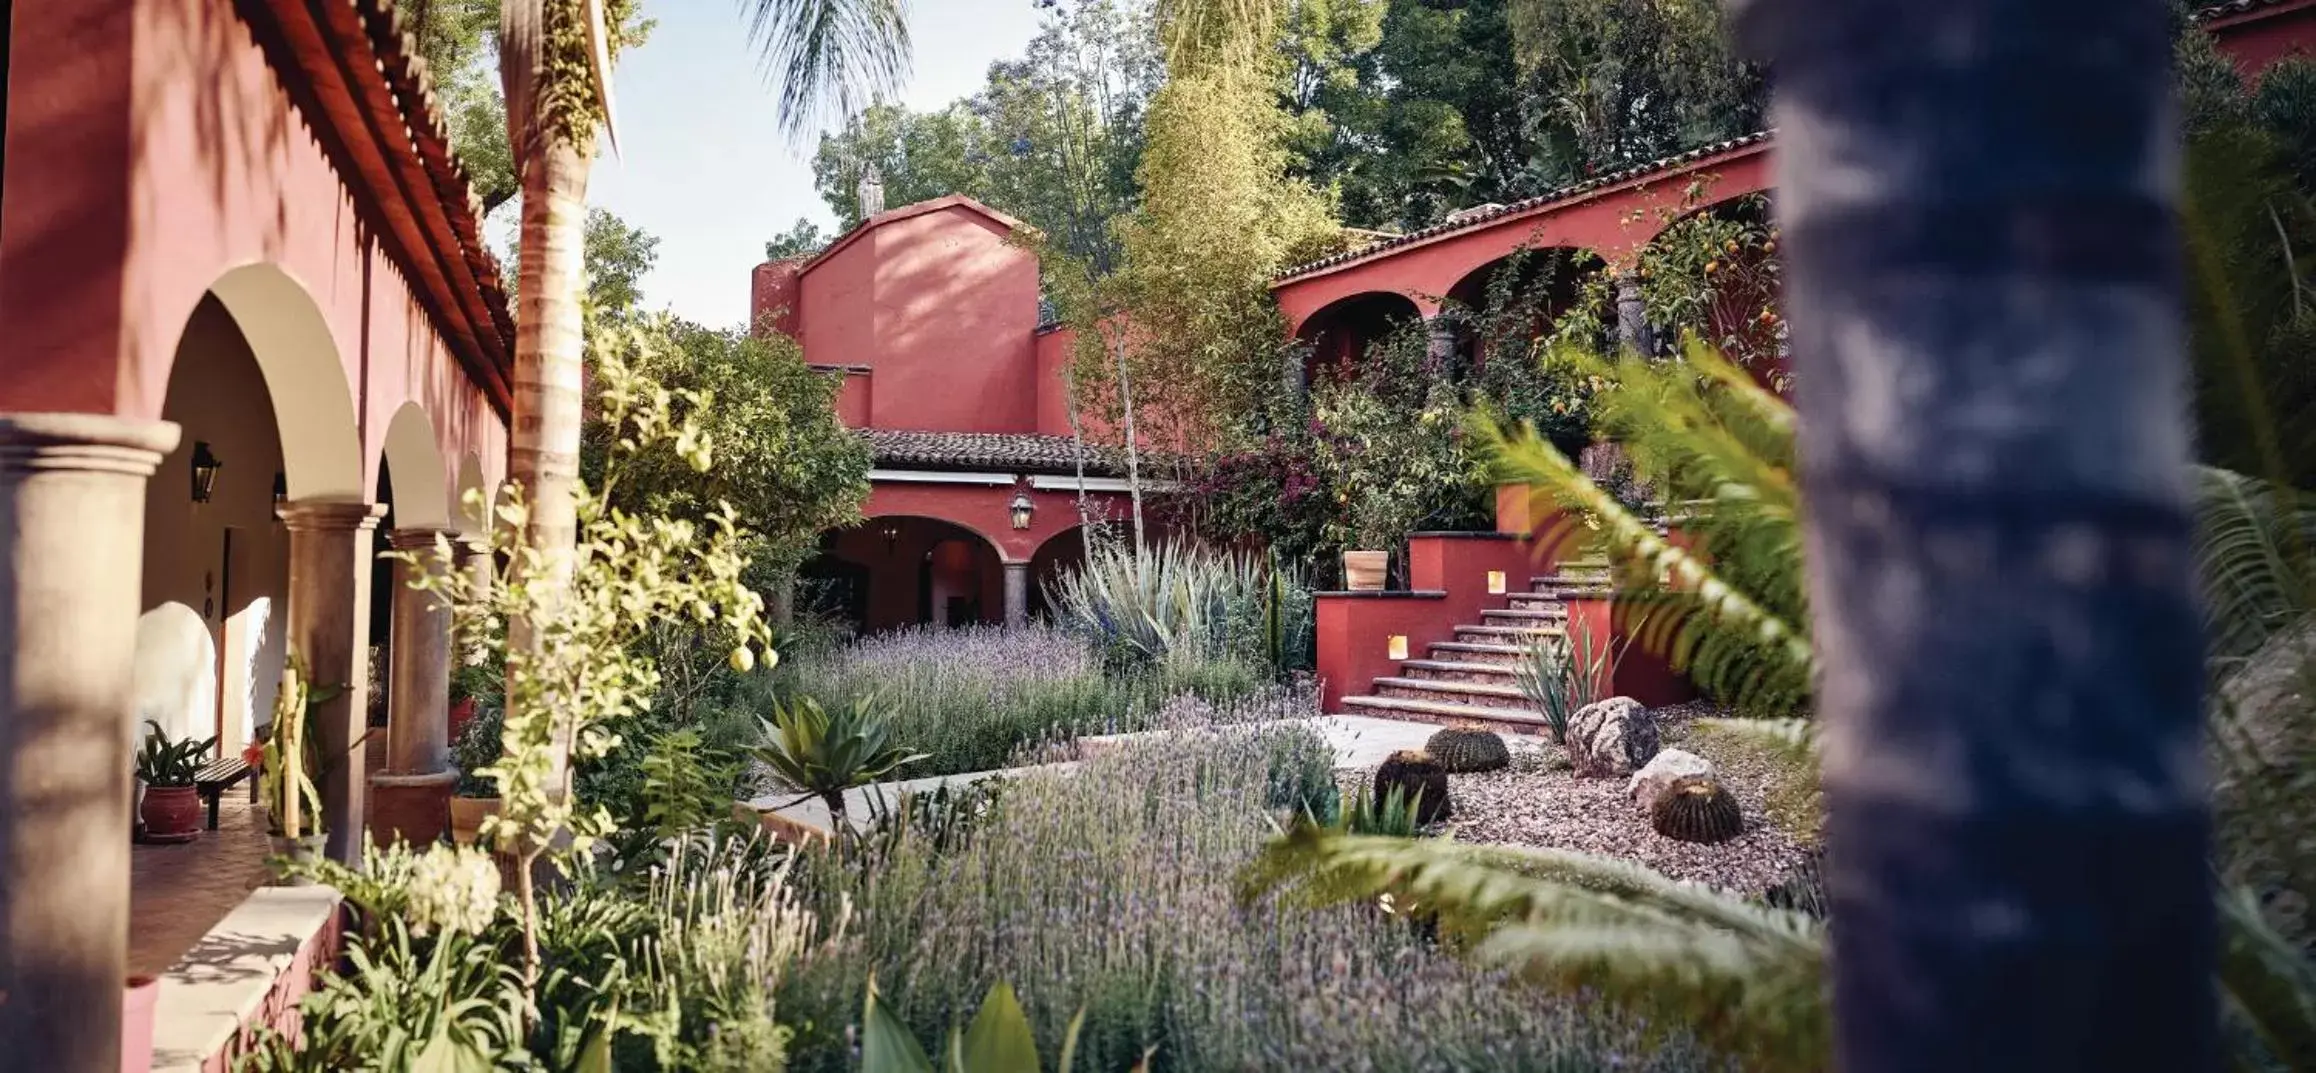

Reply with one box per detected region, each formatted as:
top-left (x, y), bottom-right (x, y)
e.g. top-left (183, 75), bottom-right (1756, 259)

top-left (1486, 570), bottom-right (1507, 595)
top-left (881, 523), bottom-right (901, 553)
top-left (1009, 487), bottom-right (1035, 530)
top-left (1387, 634), bottom-right (1409, 661)
top-left (272, 471), bottom-right (288, 511)
top-left (190, 441), bottom-right (223, 504)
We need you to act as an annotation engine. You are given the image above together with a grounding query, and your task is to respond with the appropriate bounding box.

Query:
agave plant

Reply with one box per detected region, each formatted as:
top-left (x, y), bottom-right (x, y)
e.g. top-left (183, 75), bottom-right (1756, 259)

top-left (751, 693), bottom-right (927, 822)
top-left (1047, 538), bottom-right (1306, 669)
top-left (1511, 617), bottom-right (1616, 743)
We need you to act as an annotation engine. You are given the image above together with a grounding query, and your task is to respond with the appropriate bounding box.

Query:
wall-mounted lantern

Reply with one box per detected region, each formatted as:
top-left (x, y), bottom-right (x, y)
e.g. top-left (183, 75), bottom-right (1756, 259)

top-left (1009, 487), bottom-right (1035, 530)
top-left (1387, 634), bottom-right (1409, 661)
top-left (272, 471), bottom-right (288, 511)
top-left (190, 441), bottom-right (223, 504)
top-left (1487, 570), bottom-right (1507, 595)
top-left (881, 523), bottom-right (901, 553)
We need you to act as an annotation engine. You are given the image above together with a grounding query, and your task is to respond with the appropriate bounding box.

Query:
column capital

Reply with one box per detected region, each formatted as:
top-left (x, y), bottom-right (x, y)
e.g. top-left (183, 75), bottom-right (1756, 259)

top-left (278, 497), bottom-right (387, 532)
top-left (0, 413), bottom-right (180, 477)
top-left (385, 525), bottom-right (460, 552)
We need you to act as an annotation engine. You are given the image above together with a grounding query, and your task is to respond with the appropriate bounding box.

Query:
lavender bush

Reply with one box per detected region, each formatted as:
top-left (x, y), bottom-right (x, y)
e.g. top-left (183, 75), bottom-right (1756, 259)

top-left (776, 701), bottom-right (1703, 1073)
top-left (775, 625), bottom-right (1265, 777)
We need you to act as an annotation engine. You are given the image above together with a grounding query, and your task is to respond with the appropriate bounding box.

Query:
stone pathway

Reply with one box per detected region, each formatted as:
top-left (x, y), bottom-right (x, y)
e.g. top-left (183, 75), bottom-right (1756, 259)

top-left (130, 796), bottom-right (273, 979)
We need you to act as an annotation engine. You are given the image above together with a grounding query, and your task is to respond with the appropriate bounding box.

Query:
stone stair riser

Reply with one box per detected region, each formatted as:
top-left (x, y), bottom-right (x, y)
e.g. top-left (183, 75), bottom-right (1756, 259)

top-left (1426, 642), bottom-right (1527, 667)
top-left (1400, 662), bottom-right (1518, 684)
top-left (1340, 697), bottom-right (1552, 733)
top-left (1375, 681), bottom-right (1534, 711)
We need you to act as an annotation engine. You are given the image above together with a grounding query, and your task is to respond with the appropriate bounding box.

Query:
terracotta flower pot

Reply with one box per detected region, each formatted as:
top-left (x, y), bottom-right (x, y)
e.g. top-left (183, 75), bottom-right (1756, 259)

top-left (122, 975), bottom-right (159, 1073)
top-left (1342, 550), bottom-right (1389, 592)
top-left (448, 696), bottom-right (479, 743)
top-left (449, 795), bottom-right (502, 848)
top-left (138, 785), bottom-right (202, 844)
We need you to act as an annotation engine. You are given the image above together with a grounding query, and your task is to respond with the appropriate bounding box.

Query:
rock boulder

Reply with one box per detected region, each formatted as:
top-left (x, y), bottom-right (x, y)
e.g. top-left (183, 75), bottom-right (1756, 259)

top-left (1566, 696), bottom-right (1659, 778)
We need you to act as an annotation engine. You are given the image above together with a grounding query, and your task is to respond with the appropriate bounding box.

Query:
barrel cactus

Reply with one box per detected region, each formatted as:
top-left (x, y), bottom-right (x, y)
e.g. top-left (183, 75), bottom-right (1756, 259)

top-left (1373, 749), bottom-right (1453, 824)
top-left (1423, 726), bottom-right (1510, 773)
top-left (1650, 775), bottom-right (1743, 844)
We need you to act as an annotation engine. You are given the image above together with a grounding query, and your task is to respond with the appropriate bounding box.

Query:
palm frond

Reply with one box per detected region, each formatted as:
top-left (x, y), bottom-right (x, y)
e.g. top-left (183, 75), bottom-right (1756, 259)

top-left (499, 0), bottom-right (542, 169)
top-left (2219, 885), bottom-right (2316, 1069)
top-left (2195, 465), bottom-right (2316, 664)
top-left (744, 0), bottom-right (914, 147)
top-left (1477, 410), bottom-right (1815, 713)
top-left (1243, 826), bottom-right (1830, 1072)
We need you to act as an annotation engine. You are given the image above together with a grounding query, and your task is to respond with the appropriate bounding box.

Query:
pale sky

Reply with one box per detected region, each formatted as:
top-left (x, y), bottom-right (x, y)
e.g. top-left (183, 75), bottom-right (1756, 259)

top-left (576, 1), bottom-right (1050, 329)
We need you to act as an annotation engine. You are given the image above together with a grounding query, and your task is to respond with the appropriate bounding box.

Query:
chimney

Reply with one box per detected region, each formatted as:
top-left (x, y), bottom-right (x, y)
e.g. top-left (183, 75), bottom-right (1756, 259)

top-left (856, 163), bottom-right (885, 218)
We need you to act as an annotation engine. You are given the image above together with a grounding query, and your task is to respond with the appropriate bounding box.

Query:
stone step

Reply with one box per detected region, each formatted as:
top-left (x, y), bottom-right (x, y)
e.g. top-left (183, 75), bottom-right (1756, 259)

top-left (1340, 694), bottom-right (1555, 732)
top-left (1426, 640), bottom-right (1529, 666)
top-left (1453, 623), bottom-right (1564, 645)
top-left (1530, 577), bottom-right (1615, 598)
top-left (1373, 675), bottom-right (1532, 710)
top-left (1397, 658), bottom-right (1519, 683)
top-left (1482, 608), bottom-right (1567, 626)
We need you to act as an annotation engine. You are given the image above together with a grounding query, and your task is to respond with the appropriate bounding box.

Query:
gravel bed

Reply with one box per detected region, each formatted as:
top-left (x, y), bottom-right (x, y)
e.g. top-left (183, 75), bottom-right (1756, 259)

top-left (1369, 702), bottom-right (1811, 895)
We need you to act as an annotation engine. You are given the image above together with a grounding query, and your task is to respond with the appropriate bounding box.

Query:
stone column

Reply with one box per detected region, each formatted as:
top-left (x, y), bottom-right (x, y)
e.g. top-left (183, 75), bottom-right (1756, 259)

top-left (452, 533), bottom-right (493, 601)
top-left (1003, 562), bottom-right (1031, 628)
top-left (279, 499), bottom-right (385, 866)
top-left (0, 413), bottom-right (178, 1073)
top-left (1425, 315), bottom-right (1461, 374)
top-left (1615, 271), bottom-right (1655, 358)
top-left (370, 528), bottom-right (457, 847)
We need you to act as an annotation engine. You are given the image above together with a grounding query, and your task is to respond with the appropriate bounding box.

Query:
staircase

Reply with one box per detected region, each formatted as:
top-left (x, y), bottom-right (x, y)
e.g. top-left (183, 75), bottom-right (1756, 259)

top-left (1338, 560), bottom-right (1612, 733)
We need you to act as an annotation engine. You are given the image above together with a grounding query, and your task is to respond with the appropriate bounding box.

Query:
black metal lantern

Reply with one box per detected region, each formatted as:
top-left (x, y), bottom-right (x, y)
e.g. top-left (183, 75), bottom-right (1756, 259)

top-left (272, 471), bottom-right (288, 510)
top-left (190, 441), bottom-right (223, 504)
top-left (1009, 487), bottom-right (1034, 530)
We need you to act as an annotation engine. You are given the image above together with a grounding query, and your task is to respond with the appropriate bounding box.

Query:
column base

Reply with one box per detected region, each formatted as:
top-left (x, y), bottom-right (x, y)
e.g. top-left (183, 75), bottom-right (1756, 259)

top-left (367, 769), bottom-right (459, 849)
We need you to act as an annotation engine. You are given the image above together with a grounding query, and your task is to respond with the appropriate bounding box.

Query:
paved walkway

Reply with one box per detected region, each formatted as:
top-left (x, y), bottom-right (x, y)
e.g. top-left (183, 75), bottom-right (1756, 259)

top-left (130, 796), bottom-right (273, 979)
top-left (748, 714), bottom-right (1550, 838)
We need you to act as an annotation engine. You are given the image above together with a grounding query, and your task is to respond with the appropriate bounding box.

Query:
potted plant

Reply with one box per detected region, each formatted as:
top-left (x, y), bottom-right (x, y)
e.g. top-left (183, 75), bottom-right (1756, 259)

top-left (256, 653), bottom-right (337, 868)
top-left (134, 721), bottom-right (215, 843)
top-left (448, 699), bottom-right (504, 848)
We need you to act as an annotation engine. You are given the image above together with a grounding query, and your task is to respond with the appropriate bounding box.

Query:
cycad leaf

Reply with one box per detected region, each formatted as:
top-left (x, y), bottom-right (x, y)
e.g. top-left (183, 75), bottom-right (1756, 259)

top-left (957, 982), bottom-right (1042, 1072)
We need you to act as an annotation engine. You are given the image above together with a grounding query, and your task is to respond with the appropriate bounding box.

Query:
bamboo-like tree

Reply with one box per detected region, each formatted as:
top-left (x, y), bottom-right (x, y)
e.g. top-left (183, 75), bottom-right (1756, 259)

top-left (1728, 1), bottom-right (2214, 1067)
top-left (493, 0), bottom-right (908, 779)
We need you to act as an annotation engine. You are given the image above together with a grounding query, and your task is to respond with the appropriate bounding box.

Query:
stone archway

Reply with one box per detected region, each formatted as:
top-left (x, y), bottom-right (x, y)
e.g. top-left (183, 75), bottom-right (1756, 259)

top-left (142, 264), bottom-right (378, 866)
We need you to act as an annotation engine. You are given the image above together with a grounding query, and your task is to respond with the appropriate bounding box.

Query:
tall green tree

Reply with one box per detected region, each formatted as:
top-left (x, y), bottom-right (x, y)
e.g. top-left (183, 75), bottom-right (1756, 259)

top-left (1732, 0), bottom-right (2214, 1068)
top-left (811, 0), bottom-right (1159, 272)
top-left (1507, 0), bottom-right (1763, 185)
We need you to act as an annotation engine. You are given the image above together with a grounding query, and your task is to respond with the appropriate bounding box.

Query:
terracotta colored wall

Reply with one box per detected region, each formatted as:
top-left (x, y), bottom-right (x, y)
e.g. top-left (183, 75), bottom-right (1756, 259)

top-left (204, 902), bottom-right (346, 1073)
top-left (751, 260), bottom-right (804, 337)
top-left (1405, 532), bottom-right (1546, 637)
top-left (795, 202), bottom-right (1040, 433)
top-left (833, 370), bottom-right (872, 426)
top-left (862, 482), bottom-right (1119, 563)
top-left (1034, 326), bottom-right (1079, 439)
top-left (0, 0), bottom-right (507, 504)
top-left (2209, 0), bottom-right (2316, 79)
top-left (1271, 144), bottom-right (1774, 337)
top-left (1315, 592), bottom-right (1449, 713)
top-left (1563, 597), bottom-right (1695, 708)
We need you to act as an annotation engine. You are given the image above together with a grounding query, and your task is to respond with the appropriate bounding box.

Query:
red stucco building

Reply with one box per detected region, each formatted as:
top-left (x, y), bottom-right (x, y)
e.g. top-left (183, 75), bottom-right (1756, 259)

top-left (751, 195), bottom-right (1142, 631)
top-left (1, 1), bottom-right (511, 1066)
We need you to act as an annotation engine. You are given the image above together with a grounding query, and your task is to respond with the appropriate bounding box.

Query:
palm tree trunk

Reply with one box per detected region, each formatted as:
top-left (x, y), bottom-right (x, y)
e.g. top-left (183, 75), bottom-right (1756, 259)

top-left (1735, 1), bottom-right (2214, 1068)
top-left (509, 132), bottom-right (589, 790)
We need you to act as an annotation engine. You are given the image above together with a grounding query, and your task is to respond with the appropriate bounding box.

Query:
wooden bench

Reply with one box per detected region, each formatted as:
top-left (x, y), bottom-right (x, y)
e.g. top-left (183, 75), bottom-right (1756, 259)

top-left (195, 756), bottom-right (254, 830)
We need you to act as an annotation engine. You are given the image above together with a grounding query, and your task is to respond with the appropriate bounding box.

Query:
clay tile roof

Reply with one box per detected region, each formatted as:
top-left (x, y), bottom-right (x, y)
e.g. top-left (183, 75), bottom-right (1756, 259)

top-left (865, 429), bottom-right (1125, 477)
top-left (1272, 130), bottom-right (1778, 283)
top-left (2193, 0), bottom-right (2305, 19)
top-left (354, 0), bottom-right (516, 356)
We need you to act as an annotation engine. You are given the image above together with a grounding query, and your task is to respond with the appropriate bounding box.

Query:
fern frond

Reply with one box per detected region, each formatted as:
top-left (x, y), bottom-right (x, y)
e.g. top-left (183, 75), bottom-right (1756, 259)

top-left (2218, 885), bottom-right (2316, 1069)
top-left (1243, 827), bottom-right (1831, 1072)
top-left (2195, 465), bottom-right (2316, 664)
top-left (1477, 412), bottom-right (1817, 712)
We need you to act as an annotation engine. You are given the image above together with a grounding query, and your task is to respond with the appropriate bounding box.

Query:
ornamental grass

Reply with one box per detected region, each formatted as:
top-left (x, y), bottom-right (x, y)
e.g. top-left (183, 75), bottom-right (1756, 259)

top-left (776, 699), bottom-right (1703, 1073)
top-left (777, 625), bottom-right (1266, 778)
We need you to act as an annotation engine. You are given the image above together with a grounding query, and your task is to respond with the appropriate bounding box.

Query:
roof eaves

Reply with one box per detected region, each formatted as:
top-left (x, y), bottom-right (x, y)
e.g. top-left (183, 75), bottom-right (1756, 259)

top-left (1269, 130), bottom-right (1778, 285)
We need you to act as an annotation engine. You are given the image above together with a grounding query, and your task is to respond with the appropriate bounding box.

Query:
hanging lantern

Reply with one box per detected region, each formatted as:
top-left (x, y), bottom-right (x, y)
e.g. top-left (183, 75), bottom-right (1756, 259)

top-left (190, 441), bottom-right (223, 504)
top-left (1009, 487), bottom-right (1035, 530)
